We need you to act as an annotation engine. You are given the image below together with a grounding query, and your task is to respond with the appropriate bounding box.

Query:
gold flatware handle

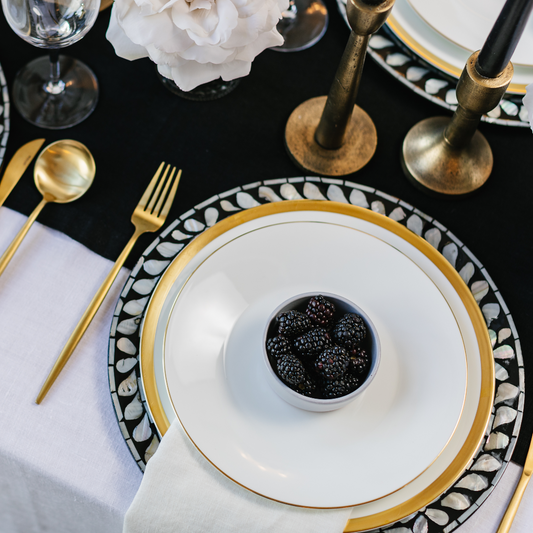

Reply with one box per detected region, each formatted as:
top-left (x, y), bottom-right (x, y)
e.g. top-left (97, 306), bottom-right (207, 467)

top-left (497, 425), bottom-right (533, 533)
top-left (35, 163), bottom-right (181, 403)
top-left (496, 470), bottom-right (531, 533)
top-left (0, 198), bottom-right (48, 277)
top-left (0, 139), bottom-right (45, 208)
top-left (35, 229), bottom-right (142, 404)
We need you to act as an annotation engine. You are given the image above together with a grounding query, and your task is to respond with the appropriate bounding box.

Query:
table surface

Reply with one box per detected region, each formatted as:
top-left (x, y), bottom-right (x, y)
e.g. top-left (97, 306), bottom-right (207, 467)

top-left (0, 0), bottom-right (532, 528)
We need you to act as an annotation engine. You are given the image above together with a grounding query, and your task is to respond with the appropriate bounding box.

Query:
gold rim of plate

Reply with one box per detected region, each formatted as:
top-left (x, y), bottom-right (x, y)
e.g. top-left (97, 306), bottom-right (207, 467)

top-left (140, 200), bottom-right (494, 532)
top-left (387, 14), bottom-right (527, 95)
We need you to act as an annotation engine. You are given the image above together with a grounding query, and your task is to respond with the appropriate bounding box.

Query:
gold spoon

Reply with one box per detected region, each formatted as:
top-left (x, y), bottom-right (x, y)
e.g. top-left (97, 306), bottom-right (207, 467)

top-left (0, 139), bottom-right (95, 277)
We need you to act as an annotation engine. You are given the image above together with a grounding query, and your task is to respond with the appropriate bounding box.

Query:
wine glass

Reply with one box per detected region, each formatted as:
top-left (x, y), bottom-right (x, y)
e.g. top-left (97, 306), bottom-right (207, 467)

top-left (1, 0), bottom-right (100, 129)
top-left (272, 0), bottom-right (328, 52)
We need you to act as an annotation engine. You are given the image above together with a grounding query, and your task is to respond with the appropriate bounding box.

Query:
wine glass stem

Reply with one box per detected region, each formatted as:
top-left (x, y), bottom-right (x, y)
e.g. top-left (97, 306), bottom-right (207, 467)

top-left (45, 51), bottom-right (66, 95)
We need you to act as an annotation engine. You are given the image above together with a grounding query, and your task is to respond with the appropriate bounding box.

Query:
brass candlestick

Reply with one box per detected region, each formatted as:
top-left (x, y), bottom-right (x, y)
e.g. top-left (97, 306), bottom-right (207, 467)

top-left (285, 0), bottom-right (395, 176)
top-left (401, 51), bottom-right (513, 196)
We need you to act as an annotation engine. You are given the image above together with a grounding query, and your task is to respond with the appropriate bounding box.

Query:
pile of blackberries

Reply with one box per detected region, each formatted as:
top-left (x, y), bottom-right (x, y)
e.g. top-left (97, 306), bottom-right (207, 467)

top-left (266, 295), bottom-right (371, 399)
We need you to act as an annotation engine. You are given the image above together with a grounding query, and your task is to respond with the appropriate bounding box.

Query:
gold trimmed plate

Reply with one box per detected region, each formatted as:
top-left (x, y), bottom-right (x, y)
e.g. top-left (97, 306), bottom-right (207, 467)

top-left (336, 0), bottom-right (529, 126)
top-left (139, 201), bottom-right (493, 528)
top-left (157, 213), bottom-right (467, 508)
top-left (387, 0), bottom-right (532, 94)
top-left (407, 0), bottom-right (533, 68)
top-left (109, 178), bottom-right (522, 533)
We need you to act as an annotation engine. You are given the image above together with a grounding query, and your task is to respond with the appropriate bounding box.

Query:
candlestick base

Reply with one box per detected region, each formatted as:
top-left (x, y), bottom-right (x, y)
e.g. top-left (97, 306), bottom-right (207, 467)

top-left (285, 96), bottom-right (377, 176)
top-left (401, 116), bottom-right (493, 197)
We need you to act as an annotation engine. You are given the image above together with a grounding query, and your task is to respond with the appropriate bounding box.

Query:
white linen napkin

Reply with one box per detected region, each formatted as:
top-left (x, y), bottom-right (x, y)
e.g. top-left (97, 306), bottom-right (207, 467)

top-left (123, 420), bottom-right (352, 533)
top-left (524, 82), bottom-right (533, 133)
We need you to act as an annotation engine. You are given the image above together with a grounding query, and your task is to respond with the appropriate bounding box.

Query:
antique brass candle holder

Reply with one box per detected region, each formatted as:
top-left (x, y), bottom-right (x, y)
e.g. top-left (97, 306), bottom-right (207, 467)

top-left (285, 0), bottom-right (395, 176)
top-left (401, 51), bottom-right (513, 196)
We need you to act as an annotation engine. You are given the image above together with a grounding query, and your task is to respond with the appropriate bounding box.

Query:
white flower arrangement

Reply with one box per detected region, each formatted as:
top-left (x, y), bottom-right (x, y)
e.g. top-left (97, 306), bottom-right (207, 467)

top-left (106, 0), bottom-right (289, 92)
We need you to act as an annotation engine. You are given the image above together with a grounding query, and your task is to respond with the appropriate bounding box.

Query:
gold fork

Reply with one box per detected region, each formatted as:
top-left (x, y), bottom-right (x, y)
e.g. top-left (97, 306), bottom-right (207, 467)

top-left (36, 162), bottom-right (181, 404)
top-left (496, 431), bottom-right (533, 533)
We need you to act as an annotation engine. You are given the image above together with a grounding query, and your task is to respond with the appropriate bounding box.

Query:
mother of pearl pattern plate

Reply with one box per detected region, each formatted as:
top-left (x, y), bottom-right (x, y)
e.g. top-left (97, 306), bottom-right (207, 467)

top-left (108, 178), bottom-right (524, 533)
top-left (0, 62), bottom-right (10, 171)
top-left (336, 0), bottom-right (530, 128)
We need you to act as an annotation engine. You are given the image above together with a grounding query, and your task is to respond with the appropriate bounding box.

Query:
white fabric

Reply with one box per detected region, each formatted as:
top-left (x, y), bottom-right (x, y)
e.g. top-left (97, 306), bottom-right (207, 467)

top-left (0, 205), bottom-right (532, 533)
top-left (0, 207), bottom-right (141, 533)
top-left (124, 420), bottom-right (352, 533)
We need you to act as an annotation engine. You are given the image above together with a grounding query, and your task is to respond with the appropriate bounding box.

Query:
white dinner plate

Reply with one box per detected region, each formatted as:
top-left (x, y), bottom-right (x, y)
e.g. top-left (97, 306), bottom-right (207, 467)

top-left (408, 0), bottom-right (533, 67)
top-left (140, 202), bottom-right (493, 527)
top-left (163, 220), bottom-right (466, 508)
top-left (388, 0), bottom-right (533, 93)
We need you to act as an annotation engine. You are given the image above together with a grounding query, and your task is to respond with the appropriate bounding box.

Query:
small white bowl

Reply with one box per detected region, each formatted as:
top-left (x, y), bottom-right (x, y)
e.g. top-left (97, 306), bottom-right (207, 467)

top-left (263, 292), bottom-right (381, 412)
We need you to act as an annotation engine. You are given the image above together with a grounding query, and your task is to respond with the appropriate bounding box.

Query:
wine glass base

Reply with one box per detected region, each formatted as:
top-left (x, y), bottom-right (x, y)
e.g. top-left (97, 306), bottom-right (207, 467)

top-left (272, 0), bottom-right (329, 53)
top-left (13, 55), bottom-right (99, 130)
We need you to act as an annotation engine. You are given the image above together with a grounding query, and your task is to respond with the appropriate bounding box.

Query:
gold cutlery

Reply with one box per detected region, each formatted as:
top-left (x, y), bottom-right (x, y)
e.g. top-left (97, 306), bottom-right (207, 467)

top-left (0, 138), bottom-right (45, 208)
top-left (35, 162), bottom-right (181, 404)
top-left (496, 435), bottom-right (533, 532)
top-left (0, 140), bottom-right (95, 278)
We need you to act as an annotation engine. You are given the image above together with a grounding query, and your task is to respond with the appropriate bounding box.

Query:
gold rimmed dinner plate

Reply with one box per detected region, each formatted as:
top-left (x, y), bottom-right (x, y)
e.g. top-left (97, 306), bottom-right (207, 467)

top-left (387, 0), bottom-right (532, 94)
top-left (407, 0), bottom-right (533, 68)
top-left (139, 201), bottom-right (494, 530)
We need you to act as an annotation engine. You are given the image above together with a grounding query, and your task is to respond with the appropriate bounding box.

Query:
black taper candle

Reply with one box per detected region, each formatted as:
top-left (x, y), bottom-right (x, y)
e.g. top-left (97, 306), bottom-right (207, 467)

top-left (476, 0), bottom-right (533, 78)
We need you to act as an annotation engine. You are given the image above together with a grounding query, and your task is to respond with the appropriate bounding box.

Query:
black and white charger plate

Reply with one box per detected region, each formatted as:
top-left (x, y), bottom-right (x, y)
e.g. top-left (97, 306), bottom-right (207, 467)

top-left (336, 0), bottom-right (529, 128)
top-left (0, 62), bottom-right (10, 171)
top-left (108, 178), bottom-right (523, 533)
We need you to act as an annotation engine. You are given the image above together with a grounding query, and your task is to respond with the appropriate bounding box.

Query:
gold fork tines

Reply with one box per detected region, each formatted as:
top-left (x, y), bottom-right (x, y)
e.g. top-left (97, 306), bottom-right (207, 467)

top-left (145, 163), bottom-right (172, 214)
top-left (35, 163), bottom-right (182, 404)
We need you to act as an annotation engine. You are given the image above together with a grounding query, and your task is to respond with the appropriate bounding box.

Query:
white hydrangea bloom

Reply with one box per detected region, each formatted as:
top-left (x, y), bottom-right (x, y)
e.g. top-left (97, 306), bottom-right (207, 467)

top-left (107, 0), bottom-right (289, 91)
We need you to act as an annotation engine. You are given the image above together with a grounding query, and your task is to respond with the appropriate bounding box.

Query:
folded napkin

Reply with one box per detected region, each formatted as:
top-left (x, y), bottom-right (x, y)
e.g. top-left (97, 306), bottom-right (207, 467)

top-left (123, 420), bottom-right (352, 533)
top-left (524, 82), bottom-right (533, 133)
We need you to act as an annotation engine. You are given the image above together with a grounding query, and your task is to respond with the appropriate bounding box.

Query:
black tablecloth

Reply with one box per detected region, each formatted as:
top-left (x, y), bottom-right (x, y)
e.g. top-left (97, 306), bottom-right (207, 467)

top-left (1, 0), bottom-right (532, 464)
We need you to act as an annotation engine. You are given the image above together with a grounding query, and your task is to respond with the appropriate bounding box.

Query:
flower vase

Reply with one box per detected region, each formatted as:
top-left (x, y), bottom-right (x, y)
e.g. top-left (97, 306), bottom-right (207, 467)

top-left (157, 70), bottom-right (241, 101)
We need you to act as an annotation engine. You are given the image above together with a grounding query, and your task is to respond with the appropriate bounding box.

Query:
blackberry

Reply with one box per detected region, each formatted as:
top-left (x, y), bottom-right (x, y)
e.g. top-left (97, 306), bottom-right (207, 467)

top-left (314, 345), bottom-right (349, 381)
top-left (322, 378), bottom-right (349, 399)
top-left (276, 310), bottom-right (312, 337)
top-left (277, 354), bottom-right (306, 385)
top-left (291, 374), bottom-right (317, 397)
top-left (306, 295), bottom-right (336, 327)
top-left (332, 313), bottom-right (367, 349)
top-left (347, 347), bottom-right (370, 375)
top-left (293, 327), bottom-right (330, 358)
top-left (267, 335), bottom-right (292, 359)
top-left (344, 373), bottom-right (362, 392)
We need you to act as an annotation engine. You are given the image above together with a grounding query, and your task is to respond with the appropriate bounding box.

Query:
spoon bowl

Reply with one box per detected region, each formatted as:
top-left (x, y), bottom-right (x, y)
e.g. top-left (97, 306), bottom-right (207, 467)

top-left (0, 139), bottom-right (95, 278)
top-left (35, 140), bottom-right (95, 202)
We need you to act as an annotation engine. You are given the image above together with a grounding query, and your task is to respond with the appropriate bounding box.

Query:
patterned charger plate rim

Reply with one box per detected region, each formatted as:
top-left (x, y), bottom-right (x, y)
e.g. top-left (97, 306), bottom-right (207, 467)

top-left (108, 177), bottom-right (524, 533)
top-left (0, 62), bottom-right (10, 172)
